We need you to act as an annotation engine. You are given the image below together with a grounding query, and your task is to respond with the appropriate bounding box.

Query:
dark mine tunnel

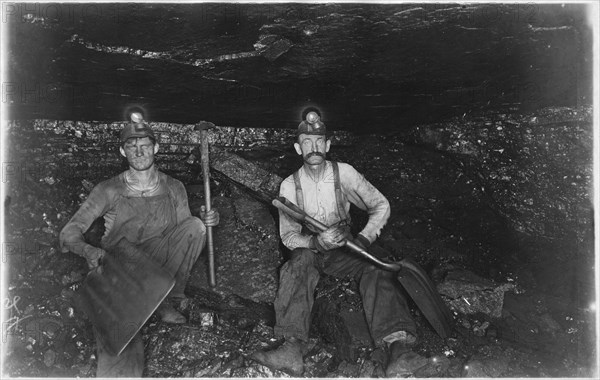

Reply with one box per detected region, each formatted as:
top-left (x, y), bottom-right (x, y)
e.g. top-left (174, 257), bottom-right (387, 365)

top-left (1, 2), bottom-right (597, 378)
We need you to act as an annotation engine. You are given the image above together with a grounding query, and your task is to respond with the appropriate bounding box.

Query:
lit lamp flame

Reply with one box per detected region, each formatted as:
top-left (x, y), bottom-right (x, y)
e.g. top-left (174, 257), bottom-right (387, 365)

top-left (130, 112), bottom-right (144, 123)
top-left (306, 111), bottom-right (320, 124)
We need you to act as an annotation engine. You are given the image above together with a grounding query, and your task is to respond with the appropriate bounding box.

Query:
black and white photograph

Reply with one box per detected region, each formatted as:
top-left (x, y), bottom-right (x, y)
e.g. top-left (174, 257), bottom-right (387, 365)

top-left (0, 0), bottom-right (598, 377)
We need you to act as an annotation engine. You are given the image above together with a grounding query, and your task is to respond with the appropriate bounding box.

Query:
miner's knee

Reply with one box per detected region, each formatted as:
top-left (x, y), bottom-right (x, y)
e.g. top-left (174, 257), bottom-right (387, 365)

top-left (177, 217), bottom-right (206, 243)
top-left (186, 216), bottom-right (206, 233)
top-left (285, 248), bottom-right (317, 269)
top-left (362, 263), bottom-right (394, 280)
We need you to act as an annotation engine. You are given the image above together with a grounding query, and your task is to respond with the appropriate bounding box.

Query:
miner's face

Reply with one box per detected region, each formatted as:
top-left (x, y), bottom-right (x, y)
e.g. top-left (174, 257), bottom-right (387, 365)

top-left (295, 134), bottom-right (330, 165)
top-left (120, 137), bottom-right (159, 171)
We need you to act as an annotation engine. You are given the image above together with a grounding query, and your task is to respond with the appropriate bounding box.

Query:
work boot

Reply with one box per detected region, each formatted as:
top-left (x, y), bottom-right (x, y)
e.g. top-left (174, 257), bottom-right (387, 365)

top-left (385, 331), bottom-right (418, 377)
top-left (249, 338), bottom-right (305, 376)
top-left (156, 301), bottom-right (186, 324)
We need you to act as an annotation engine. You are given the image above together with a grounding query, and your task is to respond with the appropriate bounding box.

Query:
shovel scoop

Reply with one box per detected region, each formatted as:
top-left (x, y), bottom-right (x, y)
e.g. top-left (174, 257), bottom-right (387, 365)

top-left (75, 239), bottom-right (175, 356)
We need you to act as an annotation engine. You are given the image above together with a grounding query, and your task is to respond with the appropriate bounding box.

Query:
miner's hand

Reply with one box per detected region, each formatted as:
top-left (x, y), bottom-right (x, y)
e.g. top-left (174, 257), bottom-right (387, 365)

top-left (200, 205), bottom-right (220, 227)
top-left (314, 225), bottom-right (346, 252)
top-left (83, 245), bottom-right (106, 269)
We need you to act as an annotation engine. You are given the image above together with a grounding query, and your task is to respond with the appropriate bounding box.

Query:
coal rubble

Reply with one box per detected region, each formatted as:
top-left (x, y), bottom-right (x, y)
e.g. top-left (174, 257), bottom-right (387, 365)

top-left (2, 106), bottom-right (595, 377)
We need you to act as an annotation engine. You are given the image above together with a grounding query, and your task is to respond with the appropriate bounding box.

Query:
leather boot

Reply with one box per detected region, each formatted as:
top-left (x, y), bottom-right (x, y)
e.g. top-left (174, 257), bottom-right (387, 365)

top-left (249, 338), bottom-right (305, 376)
top-left (385, 331), bottom-right (419, 377)
top-left (156, 301), bottom-right (186, 324)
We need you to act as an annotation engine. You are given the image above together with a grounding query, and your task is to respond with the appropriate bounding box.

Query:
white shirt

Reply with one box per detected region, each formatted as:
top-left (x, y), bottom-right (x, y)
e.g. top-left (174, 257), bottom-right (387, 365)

top-left (279, 161), bottom-right (390, 251)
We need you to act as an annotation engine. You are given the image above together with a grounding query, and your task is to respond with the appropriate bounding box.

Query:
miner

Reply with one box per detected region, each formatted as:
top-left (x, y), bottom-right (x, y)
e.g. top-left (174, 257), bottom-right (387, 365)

top-left (250, 109), bottom-right (417, 376)
top-left (59, 118), bottom-right (219, 377)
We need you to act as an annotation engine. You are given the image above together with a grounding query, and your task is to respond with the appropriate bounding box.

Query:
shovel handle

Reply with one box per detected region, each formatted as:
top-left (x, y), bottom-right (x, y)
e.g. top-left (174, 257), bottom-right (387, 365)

top-left (272, 197), bottom-right (402, 272)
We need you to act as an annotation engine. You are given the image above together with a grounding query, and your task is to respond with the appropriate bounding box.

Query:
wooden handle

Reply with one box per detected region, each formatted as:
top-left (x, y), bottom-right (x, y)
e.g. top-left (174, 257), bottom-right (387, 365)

top-left (200, 128), bottom-right (216, 287)
top-left (273, 196), bottom-right (402, 272)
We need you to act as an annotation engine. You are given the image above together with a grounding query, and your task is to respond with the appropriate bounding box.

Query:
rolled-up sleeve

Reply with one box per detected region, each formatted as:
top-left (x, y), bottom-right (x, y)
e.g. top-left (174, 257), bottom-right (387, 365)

top-left (59, 183), bottom-right (112, 257)
top-left (278, 175), bottom-right (313, 250)
top-left (339, 163), bottom-right (390, 244)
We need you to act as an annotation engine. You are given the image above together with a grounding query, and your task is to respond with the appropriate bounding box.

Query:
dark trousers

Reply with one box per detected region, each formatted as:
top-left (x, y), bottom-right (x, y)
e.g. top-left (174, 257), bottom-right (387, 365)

top-left (140, 216), bottom-right (206, 298)
top-left (95, 217), bottom-right (206, 377)
top-left (273, 247), bottom-right (416, 347)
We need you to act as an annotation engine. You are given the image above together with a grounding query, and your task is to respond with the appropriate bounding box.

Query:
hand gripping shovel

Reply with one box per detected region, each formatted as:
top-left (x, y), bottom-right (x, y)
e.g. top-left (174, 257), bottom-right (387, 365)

top-left (75, 238), bottom-right (175, 356)
top-left (273, 196), bottom-right (454, 339)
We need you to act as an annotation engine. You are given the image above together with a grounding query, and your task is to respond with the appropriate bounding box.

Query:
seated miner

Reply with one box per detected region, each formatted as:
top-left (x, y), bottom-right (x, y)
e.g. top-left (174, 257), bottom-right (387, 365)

top-left (250, 110), bottom-right (417, 376)
top-left (59, 120), bottom-right (219, 376)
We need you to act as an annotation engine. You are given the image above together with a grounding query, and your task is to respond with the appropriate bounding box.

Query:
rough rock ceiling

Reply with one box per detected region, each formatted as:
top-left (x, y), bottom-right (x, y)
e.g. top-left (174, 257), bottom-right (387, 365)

top-left (5, 2), bottom-right (593, 133)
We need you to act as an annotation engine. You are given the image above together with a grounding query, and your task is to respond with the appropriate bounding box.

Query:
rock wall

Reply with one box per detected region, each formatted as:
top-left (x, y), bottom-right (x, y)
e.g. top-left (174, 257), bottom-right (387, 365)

top-left (403, 106), bottom-right (593, 257)
top-left (4, 119), bottom-right (354, 186)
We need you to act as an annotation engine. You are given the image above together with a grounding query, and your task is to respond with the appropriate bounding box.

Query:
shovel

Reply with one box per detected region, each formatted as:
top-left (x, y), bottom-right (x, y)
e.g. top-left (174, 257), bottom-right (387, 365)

top-left (75, 238), bottom-right (175, 356)
top-left (273, 196), bottom-right (454, 339)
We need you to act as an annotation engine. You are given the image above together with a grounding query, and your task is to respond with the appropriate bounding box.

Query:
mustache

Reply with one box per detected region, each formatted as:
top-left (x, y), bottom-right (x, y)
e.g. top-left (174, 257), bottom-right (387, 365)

top-left (306, 152), bottom-right (325, 159)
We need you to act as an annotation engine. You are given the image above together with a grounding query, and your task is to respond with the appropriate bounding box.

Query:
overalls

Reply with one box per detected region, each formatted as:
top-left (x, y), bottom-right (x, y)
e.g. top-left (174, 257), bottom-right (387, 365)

top-left (95, 184), bottom-right (205, 377)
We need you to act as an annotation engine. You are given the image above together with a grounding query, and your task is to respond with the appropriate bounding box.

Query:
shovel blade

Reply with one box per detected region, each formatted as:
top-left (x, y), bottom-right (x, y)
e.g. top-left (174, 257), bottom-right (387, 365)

top-left (397, 257), bottom-right (454, 339)
top-left (76, 240), bottom-right (175, 356)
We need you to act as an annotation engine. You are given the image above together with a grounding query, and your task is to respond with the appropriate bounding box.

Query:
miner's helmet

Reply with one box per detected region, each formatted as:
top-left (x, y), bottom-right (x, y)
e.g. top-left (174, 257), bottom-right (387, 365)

top-left (120, 112), bottom-right (156, 144)
top-left (297, 108), bottom-right (327, 136)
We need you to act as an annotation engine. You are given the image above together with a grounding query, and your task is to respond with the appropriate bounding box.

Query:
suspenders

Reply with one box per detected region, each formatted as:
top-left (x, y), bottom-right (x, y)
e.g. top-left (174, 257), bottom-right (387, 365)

top-left (293, 169), bottom-right (304, 212)
top-left (292, 161), bottom-right (349, 223)
top-left (332, 162), bottom-right (350, 222)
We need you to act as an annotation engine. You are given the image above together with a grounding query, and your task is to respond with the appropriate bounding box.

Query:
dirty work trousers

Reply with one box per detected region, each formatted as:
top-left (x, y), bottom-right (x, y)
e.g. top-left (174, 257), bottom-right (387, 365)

top-left (94, 192), bottom-right (206, 376)
top-left (273, 247), bottom-right (416, 347)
